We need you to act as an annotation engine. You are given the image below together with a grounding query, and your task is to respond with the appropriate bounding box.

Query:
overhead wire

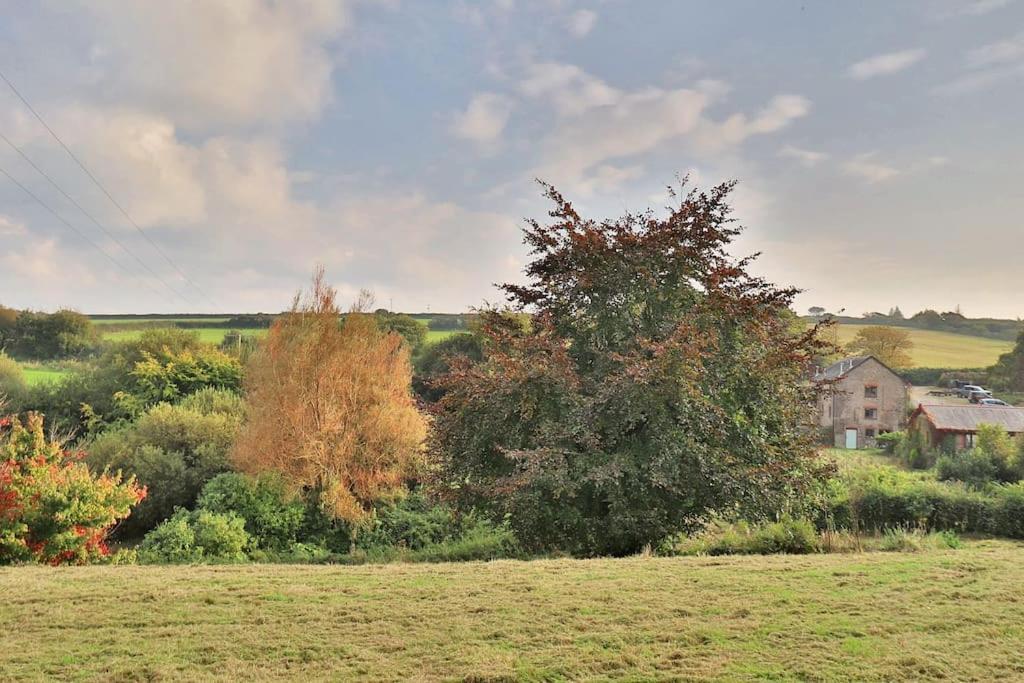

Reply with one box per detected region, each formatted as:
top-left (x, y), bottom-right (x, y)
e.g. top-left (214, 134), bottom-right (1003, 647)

top-left (0, 67), bottom-right (218, 309)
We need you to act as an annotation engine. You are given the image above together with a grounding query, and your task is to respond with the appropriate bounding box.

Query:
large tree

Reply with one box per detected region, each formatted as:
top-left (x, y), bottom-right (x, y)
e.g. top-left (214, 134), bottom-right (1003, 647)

top-left (430, 181), bottom-right (831, 556)
top-left (846, 326), bottom-right (913, 368)
top-left (989, 329), bottom-right (1024, 392)
top-left (232, 269), bottom-right (427, 525)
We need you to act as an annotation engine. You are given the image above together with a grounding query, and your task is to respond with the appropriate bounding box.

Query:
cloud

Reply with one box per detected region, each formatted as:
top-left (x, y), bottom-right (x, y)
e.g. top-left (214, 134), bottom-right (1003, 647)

top-left (778, 145), bottom-right (829, 167)
top-left (944, 0), bottom-right (1013, 17)
top-left (516, 62), bottom-right (809, 193)
top-left (933, 33), bottom-right (1024, 95)
top-left (68, 0), bottom-right (357, 130)
top-left (566, 9), bottom-right (597, 37)
top-left (966, 32), bottom-right (1024, 67)
top-left (842, 153), bottom-right (900, 183)
top-left (847, 49), bottom-right (927, 80)
top-left (518, 62), bottom-right (621, 117)
top-left (450, 93), bottom-right (514, 143)
top-left (0, 215), bottom-right (27, 237)
top-left (696, 95), bottom-right (811, 151)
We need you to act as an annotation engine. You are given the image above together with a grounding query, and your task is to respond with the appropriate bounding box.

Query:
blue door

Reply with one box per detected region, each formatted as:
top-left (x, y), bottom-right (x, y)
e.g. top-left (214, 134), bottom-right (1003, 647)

top-left (845, 428), bottom-right (858, 449)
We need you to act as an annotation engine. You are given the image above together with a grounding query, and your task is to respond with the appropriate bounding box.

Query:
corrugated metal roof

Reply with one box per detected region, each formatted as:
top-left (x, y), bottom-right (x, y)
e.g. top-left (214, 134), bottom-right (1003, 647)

top-left (917, 404), bottom-right (1024, 432)
top-left (814, 356), bottom-right (869, 381)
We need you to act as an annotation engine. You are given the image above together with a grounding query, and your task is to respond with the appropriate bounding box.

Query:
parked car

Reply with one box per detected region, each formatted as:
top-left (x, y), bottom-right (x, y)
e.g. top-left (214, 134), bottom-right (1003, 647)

top-left (969, 390), bottom-right (994, 403)
top-left (979, 398), bottom-right (1010, 406)
top-left (958, 384), bottom-right (986, 398)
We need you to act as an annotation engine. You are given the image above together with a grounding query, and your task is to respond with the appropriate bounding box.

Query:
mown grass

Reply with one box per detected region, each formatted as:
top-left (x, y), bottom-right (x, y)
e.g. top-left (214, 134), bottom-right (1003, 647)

top-left (3, 542), bottom-right (1024, 680)
top-left (818, 324), bottom-right (1012, 368)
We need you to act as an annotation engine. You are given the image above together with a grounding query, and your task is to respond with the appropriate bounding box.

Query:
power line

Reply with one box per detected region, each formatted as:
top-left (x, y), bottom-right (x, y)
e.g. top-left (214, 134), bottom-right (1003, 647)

top-left (0, 131), bottom-right (194, 306)
top-left (0, 67), bottom-right (218, 309)
top-left (0, 160), bottom-right (167, 301)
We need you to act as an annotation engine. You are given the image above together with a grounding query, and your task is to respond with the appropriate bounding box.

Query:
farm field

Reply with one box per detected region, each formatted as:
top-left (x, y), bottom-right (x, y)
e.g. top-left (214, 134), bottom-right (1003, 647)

top-left (823, 324), bottom-right (1012, 368)
top-left (3, 542), bottom-right (1024, 680)
top-left (99, 327), bottom-right (268, 344)
top-left (90, 317), bottom-right (231, 326)
top-left (18, 364), bottom-right (71, 386)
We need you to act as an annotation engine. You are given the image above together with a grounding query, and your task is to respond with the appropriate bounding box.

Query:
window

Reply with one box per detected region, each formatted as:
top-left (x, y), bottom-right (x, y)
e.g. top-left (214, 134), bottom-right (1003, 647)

top-left (865, 428), bottom-right (876, 438)
top-left (864, 385), bottom-right (878, 399)
top-left (966, 433), bottom-right (976, 448)
top-left (864, 408), bottom-right (878, 420)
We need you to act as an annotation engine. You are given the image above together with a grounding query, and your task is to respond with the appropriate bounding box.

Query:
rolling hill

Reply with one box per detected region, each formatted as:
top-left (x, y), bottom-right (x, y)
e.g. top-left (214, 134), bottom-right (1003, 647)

top-left (819, 324), bottom-right (1012, 368)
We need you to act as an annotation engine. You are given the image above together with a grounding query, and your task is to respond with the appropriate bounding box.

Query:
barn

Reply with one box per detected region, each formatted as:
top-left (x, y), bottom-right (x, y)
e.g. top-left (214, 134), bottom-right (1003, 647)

top-left (909, 404), bottom-right (1024, 450)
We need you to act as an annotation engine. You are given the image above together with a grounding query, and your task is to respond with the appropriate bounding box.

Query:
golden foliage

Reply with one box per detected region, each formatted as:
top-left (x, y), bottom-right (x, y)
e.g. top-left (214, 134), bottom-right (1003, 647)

top-left (231, 268), bottom-right (427, 523)
top-left (846, 325), bottom-right (914, 369)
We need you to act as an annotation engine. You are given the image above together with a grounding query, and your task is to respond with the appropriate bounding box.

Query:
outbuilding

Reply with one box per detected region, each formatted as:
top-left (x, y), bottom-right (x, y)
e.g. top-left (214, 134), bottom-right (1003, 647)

top-left (909, 404), bottom-right (1024, 450)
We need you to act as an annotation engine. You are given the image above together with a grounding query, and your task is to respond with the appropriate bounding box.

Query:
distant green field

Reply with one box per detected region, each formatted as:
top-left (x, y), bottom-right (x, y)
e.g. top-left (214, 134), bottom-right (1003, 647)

top-left (819, 324), bottom-right (1012, 368)
top-left (100, 328), bottom-right (268, 344)
top-left (425, 329), bottom-right (459, 344)
top-left (20, 366), bottom-right (71, 386)
top-left (91, 317), bottom-right (231, 326)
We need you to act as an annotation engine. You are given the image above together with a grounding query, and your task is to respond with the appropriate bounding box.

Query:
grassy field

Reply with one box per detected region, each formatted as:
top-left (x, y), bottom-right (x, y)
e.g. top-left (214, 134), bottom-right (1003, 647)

top-left (90, 317), bottom-right (231, 326)
top-left (3, 543), bottom-right (1024, 680)
top-left (822, 324), bottom-right (1012, 368)
top-left (99, 327), bottom-right (268, 344)
top-left (18, 364), bottom-right (72, 386)
top-left (97, 321), bottom-right (456, 346)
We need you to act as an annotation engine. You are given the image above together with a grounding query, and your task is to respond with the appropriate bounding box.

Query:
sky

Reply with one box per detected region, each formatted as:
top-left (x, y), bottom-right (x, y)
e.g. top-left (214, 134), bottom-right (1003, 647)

top-left (0, 0), bottom-right (1022, 317)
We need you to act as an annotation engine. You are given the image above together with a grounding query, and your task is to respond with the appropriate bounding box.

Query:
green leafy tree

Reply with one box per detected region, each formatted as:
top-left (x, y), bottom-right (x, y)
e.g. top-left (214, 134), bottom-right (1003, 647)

top-left (9, 309), bottom-right (98, 360)
top-left (375, 312), bottom-right (428, 350)
top-left (412, 332), bottom-right (484, 402)
top-left (0, 413), bottom-right (144, 565)
top-left (431, 180), bottom-right (832, 556)
top-left (990, 329), bottom-right (1024, 392)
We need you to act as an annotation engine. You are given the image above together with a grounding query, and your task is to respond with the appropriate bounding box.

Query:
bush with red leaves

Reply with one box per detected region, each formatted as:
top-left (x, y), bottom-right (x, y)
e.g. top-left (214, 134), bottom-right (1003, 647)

top-left (0, 413), bottom-right (145, 565)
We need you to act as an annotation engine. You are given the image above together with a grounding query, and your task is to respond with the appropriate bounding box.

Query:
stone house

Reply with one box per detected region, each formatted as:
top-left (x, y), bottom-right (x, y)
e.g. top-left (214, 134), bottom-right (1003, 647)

top-left (909, 404), bottom-right (1024, 450)
top-left (814, 356), bottom-right (908, 449)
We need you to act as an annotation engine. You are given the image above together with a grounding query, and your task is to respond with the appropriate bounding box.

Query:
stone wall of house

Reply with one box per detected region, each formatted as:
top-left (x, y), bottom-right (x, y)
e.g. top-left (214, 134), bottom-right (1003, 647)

top-left (825, 359), bottom-right (908, 448)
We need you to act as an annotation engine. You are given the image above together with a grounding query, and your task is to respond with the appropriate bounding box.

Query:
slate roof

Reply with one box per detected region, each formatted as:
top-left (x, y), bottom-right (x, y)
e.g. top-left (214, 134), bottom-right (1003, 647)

top-left (814, 356), bottom-right (870, 381)
top-left (915, 404), bottom-right (1024, 433)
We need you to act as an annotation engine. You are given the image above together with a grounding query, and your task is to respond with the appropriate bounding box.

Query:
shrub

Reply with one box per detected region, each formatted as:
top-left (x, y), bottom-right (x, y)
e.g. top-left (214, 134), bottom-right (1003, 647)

top-left (937, 450), bottom-right (999, 488)
top-left (86, 390), bottom-right (243, 536)
top-left (197, 473), bottom-right (306, 550)
top-left (878, 528), bottom-right (961, 552)
top-left (0, 353), bottom-right (26, 403)
top-left (825, 466), bottom-right (993, 536)
top-left (138, 509), bottom-right (250, 564)
top-left (337, 520), bottom-right (518, 564)
top-left (0, 413), bottom-right (145, 565)
top-left (663, 517), bottom-right (820, 556)
top-left (14, 330), bottom-right (242, 437)
top-left (355, 492), bottom-right (467, 552)
top-left (875, 431), bottom-right (904, 455)
top-left (898, 427), bottom-right (936, 470)
top-left (991, 484), bottom-right (1024, 539)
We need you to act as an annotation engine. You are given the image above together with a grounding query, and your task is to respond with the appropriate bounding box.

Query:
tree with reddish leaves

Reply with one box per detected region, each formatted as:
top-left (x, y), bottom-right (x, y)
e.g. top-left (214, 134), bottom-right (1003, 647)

top-left (430, 180), bottom-right (832, 556)
top-left (0, 413), bottom-right (145, 565)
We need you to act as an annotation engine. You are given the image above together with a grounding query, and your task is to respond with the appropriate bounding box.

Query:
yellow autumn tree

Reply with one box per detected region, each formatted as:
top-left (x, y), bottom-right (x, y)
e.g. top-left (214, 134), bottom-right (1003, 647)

top-left (232, 268), bottom-right (427, 523)
top-left (846, 326), bottom-right (914, 368)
